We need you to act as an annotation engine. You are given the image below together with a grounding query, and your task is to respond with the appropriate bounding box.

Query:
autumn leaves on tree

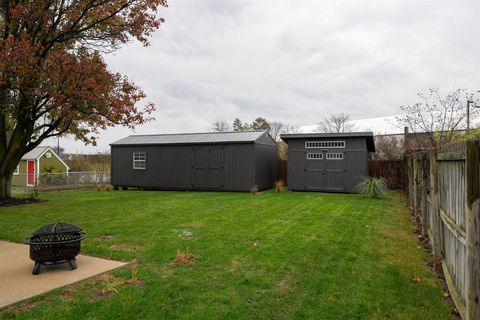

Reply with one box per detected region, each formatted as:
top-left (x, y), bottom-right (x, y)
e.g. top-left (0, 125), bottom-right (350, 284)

top-left (0, 0), bottom-right (168, 198)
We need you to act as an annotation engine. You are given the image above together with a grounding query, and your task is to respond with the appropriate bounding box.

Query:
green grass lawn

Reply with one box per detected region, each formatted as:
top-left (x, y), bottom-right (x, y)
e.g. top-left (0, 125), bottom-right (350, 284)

top-left (0, 189), bottom-right (454, 320)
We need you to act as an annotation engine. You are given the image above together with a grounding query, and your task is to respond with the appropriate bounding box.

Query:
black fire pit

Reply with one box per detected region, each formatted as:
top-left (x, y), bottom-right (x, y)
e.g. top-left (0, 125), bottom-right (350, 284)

top-left (25, 222), bottom-right (86, 275)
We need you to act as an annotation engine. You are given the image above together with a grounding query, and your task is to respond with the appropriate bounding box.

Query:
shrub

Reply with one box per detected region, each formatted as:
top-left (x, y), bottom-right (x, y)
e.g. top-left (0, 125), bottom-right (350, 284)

top-left (275, 180), bottom-right (287, 193)
top-left (104, 184), bottom-right (113, 192)
top-left (250, 185), bottom-right (258, 195)
top-left (29, 187), bottom-right (39, 200)
top-left (45, 173), bottom-right (68, 185)
top-left (355, 176), bottom-right (388, 199)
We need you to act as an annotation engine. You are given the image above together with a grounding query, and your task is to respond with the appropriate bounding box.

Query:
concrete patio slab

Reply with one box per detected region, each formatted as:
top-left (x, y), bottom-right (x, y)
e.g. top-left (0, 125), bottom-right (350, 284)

top-left (0, 240), bottom-right (127, 309)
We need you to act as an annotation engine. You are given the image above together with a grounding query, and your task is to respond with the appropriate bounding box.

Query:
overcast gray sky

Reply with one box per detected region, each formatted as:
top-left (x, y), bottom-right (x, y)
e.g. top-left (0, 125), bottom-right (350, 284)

top-left (51, 0), bottom-right (480, 153)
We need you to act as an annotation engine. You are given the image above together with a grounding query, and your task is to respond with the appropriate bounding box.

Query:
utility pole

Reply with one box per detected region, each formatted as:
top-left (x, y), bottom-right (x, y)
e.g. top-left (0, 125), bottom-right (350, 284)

top-left (467, 91), bottom-right (480, 133)
top-left (468, 100), bottom-right (474, 132)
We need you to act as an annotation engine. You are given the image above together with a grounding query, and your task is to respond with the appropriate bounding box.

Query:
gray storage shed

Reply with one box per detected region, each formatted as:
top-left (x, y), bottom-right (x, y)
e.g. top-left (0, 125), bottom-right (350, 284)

top-left (280, 132), bottom-right (375, 193)
top-left (110, 131), bottom-right (276, 191)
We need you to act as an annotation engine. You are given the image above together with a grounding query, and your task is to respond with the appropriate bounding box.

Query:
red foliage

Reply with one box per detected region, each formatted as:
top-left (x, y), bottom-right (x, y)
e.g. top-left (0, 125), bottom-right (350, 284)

top-left (0, 0), bottom-right (168, 196)
top-left (0, 0), bottom-right (168, 145)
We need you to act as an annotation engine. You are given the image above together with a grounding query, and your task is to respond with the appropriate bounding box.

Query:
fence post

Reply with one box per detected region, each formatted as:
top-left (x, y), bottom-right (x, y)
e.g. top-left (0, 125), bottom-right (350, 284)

top-left (429, 151), bottom-right (442, 256)
top-left (421, 154), bottom-right (429, 236)
top-left (466, 140), bottom-right (480, 320)
top-left (411, 156), bottom-right (417, 216)
top-left (406, 157), bottom-right (413, 207)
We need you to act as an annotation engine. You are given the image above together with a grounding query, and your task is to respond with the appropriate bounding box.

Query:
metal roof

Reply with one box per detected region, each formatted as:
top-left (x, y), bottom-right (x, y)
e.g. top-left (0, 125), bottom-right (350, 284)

top-left (110, 131), bottom-right (271, 146)
top-left (21, 146), bottom-right (50, 160)
top-left (280, 132), bottom-right (375, 152)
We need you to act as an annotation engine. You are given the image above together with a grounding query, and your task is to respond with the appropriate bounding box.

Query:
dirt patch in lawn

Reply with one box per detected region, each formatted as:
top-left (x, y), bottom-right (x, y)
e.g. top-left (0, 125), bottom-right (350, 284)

top-left (90, 274), bottom-right (119, 301)
top-left (4, 284), bottom-right (77, 314)
top-left (90, 268), bottom-right (143, 301)
top-left (274, 271), bottom-right (296, 296)
top-left (95, 235), bottom-right (115, 241)
top-left (110, 244), bottom-right (142, 252)
top-left (229, 259), bottom-right (242, 273)
top-left (59, 286), bottom-right (78, 302)
top-left (160, 267), bottom-right (177, 278)
top-left (173, 251), bottom-right (195, 266)
top-left (4, 297), bottom-right (48, 314)
top-left (184, 222), bottom-right (204, 229)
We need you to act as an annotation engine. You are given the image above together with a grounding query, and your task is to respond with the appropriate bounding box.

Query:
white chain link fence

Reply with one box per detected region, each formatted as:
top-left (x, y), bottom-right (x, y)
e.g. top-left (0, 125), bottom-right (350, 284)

top-left (12, 171), bottom-right (110, 192)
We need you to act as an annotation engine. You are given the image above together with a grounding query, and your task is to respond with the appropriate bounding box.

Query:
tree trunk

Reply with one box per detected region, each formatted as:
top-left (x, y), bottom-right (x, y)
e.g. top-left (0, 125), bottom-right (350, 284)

top-left (0, 172), bottom-right (12, 200)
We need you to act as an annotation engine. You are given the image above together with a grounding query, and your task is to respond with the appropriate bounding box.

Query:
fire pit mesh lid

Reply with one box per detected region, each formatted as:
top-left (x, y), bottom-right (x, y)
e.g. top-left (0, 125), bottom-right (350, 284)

top-left (32, 222), bottom-right (82, 236)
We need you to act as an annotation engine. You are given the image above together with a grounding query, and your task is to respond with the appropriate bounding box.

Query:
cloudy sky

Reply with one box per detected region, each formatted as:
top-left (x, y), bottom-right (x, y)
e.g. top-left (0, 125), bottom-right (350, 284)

top-left (50, 0), bottom-right (479, 153)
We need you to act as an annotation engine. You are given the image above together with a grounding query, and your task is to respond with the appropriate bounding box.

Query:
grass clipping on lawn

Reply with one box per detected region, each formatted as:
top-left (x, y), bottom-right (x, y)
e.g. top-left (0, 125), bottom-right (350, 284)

top-left (173, 251), bottom-right (195, 265)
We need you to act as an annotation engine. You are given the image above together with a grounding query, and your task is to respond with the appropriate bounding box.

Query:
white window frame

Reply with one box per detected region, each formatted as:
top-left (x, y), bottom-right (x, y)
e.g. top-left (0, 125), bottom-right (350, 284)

top-left (326, 153), bottom-right (344, 160)
top-left (306, 153), bottom-right (323, 160)
top-left (133, 152), bottom-right (146, 170)
top-left (13, 165), bottom-right (19, 175)
top-left (305, 141), bottom-right (345, 149)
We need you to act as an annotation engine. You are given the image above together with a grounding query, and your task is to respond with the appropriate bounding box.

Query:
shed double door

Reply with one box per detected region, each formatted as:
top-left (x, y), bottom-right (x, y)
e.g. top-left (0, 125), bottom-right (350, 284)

top-left (305, 150), bottom-right (346, 191)
top-left (192, 147), bottom-right (224, 189)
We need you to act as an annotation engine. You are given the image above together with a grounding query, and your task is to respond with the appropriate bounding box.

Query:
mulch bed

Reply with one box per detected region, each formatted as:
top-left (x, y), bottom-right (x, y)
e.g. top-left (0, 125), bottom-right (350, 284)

top-left (0, 198), bottom-right (47, 207)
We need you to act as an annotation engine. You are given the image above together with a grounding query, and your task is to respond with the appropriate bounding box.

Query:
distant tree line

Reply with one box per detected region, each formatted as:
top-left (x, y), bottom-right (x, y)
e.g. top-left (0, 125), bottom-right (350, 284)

top-left (210, 117), bottom-right (300, 141)
top-left (210, 117), bottom-right (300, 160)
top-left (66, 153), bottom-right (111, 172)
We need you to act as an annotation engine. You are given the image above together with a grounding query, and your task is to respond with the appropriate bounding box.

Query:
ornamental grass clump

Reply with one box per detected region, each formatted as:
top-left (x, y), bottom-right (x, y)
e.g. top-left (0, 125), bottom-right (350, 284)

top-left (356, 176), bottom-right (388, 199)
top-left (275, 180), bottom-right (287, 193)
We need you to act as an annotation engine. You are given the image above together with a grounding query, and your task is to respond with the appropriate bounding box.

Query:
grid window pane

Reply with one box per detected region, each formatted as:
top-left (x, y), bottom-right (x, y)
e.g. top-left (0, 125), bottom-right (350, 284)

top-left (133, 152), bottom-right (146, 169)
top-left (326, 153), bottom-right (344, 160)
top-left (306, 153), bottom-right (323, 160)
top-left (305, 141), bottom-right (345, 149)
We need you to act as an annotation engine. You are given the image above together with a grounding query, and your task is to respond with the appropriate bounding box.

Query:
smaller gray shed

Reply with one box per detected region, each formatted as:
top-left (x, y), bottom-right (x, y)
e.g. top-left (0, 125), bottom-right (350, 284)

top-left (110, 131), bottom-right (276, 192)
top-left (280, 132), bottom-right (375, 193)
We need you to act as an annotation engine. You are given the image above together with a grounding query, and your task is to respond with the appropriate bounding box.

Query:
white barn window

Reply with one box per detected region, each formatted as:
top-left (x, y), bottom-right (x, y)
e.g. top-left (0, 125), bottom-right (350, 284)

top-left (305, 141), bottom-right (345, 149)
top-left (133, 152), bottom-right (146, 169)
top-left (326, 153), bottom-right (344, 160)
top-left (306, 153), bottom-right (323, 160)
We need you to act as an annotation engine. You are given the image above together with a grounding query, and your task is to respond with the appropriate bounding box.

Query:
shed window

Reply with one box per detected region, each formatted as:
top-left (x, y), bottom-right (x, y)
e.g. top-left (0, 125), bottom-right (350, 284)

top-left (306, 153), bottom-right (323, 160)
top-left (305, 141), bottom-right (345, 149)
top-left (45, 152), bottom-right (52, 158)
top-left (326, 153), bottom-right (344, 160)
top-left (13, 165), bottom-right (19, 175)
top-left (133, 152), bottom-right (146, 169)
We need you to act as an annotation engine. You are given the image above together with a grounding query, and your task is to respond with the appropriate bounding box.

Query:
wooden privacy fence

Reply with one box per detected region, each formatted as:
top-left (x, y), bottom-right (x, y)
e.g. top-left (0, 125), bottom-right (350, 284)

top-left (276, 159), bottom-right (288, 183)
top-left (406, 141), bottom-right (480, 320)
top-left (369, 160), bottom-right (406, 190)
